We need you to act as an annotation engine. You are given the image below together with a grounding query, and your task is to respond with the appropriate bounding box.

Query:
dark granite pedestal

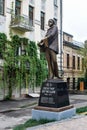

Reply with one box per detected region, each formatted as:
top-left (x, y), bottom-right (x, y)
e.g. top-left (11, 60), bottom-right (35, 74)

top-left (32, 79), bottom-right (76, 120)
top-left (38, 79), bottom-right (70, 108)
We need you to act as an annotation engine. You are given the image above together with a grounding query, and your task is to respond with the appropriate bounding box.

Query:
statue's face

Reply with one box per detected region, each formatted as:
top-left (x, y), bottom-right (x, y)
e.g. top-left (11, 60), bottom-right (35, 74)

top-left (48, 20), bottom-right (54, 27)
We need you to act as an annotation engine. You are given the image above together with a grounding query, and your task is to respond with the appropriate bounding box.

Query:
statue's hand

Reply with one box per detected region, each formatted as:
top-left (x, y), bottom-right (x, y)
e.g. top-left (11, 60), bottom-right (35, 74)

top-left (37, 41), bottom-right (44, 47)
top-left (43, 37), bottom-right (48, 47)
top-left (38, 36), bottom-right (48, 47)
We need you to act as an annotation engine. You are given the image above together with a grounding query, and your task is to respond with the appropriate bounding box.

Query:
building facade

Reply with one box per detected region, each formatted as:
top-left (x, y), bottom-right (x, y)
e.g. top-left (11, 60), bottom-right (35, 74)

top-left (0, 0), bottom-right (62, 43)
top-left (0, 0), bottom-right (84, 91)
top-left (63, 32), bottom-right (84, 90)
top-left (0, 0), bottom-right (63, 74)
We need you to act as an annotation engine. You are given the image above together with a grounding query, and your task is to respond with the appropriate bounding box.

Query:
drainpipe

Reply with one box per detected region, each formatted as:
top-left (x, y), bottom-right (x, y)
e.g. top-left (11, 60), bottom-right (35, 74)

top-left (58, 0), bottom-right (63, 77)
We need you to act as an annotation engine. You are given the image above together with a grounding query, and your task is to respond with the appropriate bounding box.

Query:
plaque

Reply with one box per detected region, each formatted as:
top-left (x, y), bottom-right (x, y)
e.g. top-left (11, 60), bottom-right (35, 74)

top-left (38, 79), bottom-right (70, 108)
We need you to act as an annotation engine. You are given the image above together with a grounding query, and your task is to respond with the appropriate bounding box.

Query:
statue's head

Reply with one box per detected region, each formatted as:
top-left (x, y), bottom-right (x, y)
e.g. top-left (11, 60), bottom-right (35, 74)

top-left (48, 19), bottom-right (55, 27)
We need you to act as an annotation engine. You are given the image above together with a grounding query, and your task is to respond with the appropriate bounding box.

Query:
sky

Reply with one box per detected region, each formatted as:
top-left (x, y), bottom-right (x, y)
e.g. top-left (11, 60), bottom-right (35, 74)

top-left (63, 0), bottom-right (87, 43)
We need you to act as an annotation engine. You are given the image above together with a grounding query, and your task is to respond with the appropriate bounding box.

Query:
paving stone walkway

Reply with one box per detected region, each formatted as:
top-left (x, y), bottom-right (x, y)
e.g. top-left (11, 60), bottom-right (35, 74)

top-left (0, 94), bottom-right (87, 130)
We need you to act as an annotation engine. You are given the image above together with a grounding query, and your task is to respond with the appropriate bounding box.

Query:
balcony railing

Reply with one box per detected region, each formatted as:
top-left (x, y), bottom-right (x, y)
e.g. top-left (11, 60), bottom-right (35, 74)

top-left (10, 15), bottom-right (34, 32)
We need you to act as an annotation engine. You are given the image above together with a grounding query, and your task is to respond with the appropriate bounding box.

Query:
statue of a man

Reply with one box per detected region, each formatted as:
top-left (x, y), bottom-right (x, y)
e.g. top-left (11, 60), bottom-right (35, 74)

top-left (38, 19), bottom-right (60, 79)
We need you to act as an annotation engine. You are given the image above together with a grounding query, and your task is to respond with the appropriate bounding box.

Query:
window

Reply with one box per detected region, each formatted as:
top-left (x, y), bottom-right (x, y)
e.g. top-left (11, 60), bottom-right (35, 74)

top-left (21, 45), bottom-right (26, 55)
top-left (72, 55), bottom-right (75, 69)
top-left (77, 57), bottom-right (80, 70)
top-left (54, 0), bottom-right (58, 6)
top-left (15, 0), bottom-right (21, 15)
top-left (67, 78), bottom-right (70, 89)
top-left (67, 54), bottom-right (69, 69)
top-left (29, 5), bottom-right (34, 26)
top-left (41, 11), bottom-right (45, 30)
top-left (15, 47), bottom-right (19, 56)
top-left (0, 0), bottom-right (4, 15)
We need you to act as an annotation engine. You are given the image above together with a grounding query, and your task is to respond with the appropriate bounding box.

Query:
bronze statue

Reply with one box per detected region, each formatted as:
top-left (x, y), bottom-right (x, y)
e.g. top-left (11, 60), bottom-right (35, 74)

top-left (38, 19), bottom-right (61, 79)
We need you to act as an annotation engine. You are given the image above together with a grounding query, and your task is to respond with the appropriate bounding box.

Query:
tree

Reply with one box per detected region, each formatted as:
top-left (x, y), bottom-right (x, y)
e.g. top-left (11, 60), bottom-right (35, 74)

top-left (78, 40), bottom-right (87, 89)
top-left (79, 41), bottom-right (87, 73)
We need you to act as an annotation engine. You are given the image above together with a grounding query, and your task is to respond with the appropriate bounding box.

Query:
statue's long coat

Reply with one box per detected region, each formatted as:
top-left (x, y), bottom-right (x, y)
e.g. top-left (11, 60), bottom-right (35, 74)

top-left (45, 25), bottom-right (59, 54)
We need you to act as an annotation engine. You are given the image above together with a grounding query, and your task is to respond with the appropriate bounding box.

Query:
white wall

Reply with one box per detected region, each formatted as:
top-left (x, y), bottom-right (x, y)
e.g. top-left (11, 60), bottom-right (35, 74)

top-left (1, 0), bottom-right (60, 41)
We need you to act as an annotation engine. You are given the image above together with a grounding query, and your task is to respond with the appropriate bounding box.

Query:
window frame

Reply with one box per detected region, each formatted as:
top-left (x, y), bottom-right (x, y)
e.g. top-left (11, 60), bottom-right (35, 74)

top-left (72, 55), bottom-right (75, 69)
top-left (41, 11), bottom-right (45, 30)
top-left (66, 53), bottom-right (70, 69)
top-left (15, 0), bottom-right (21, 15)
top-left (77, 56), bottom-right (80, 70)
top-left (29, 5), bottom-right (34, 26)
top-left (0, 0), bottom-right (5, 15)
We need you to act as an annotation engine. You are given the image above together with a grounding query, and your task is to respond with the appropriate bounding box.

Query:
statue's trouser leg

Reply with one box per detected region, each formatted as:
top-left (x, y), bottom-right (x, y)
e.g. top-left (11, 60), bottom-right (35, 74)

top-left (50, 49), bottom-right (58, 77)
top-left (45, 48), bottom-right (58, 78)
top-left (45, 48), bottom-right (54, 78)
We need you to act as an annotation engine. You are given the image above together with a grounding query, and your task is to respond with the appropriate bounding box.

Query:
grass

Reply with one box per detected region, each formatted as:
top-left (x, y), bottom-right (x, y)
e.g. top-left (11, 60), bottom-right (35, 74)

top-left (76, 106), bottom-right (87, 114)
top-left (13, 124), bottom-right (25, 130)
top-left (13, 106), bottom-right (87, 130)
top-left (13, 119), bottom-right (55, 130)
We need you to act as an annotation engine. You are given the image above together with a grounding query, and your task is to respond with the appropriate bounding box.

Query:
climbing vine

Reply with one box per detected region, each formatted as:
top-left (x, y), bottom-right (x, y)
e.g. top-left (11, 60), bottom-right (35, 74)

top-left (0, 33), bottom-right (47, 99)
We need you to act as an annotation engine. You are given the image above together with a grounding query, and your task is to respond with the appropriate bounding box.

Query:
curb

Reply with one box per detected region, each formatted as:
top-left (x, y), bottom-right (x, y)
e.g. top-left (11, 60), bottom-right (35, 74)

top-left (0, 102), bottom-right (38, 113)
top-left (0, 108), bottom-right (21, 113)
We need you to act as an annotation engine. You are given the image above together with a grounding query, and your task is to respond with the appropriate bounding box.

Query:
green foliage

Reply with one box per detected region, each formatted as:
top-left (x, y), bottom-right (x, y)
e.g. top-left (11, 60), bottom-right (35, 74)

top-left (36, 53), bottom-right (48, 86)
top-left (25, 41), bottom-right (38, 89)
top-left (0, 33), bottom-right (7, 44)
top-left (76, 106), bottom-right (87, 113)
top-left (79, 41), bottom-right (87, 71)
top-left (0, 33), bottom-right (7, 58)
top-left (13, 118), bottom-right (55, 130)
top-left (0, 33), bottom-right (47, 99)
top-left (78, 41), bottom-right (87, 86)
top-left (13, 124), bottom-right (25, 130)
top-left (26, 41), bottom-right (48, 88)
top-left (3, 95), bottom-right (11, 101)
top-left (11, 35), bottom-right (21, 47)
top-left (84, 69), bottom-right (87, 89)
top-left (24, 119), bottom-right (54, 127)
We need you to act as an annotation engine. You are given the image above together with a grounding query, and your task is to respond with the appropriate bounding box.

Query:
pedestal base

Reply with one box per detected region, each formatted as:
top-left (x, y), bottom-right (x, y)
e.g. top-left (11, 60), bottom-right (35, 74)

top-left (32, 79), bottom-right (76, 121)
top-left (39, 79), bottom-right (70, 108)
top-left (32, 105), bottom-right (76, 121)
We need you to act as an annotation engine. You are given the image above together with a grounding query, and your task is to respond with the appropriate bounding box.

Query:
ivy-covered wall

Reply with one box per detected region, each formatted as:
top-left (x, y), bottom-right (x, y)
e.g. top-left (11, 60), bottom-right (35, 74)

top-left (0, 32), bottom-right (48, 99)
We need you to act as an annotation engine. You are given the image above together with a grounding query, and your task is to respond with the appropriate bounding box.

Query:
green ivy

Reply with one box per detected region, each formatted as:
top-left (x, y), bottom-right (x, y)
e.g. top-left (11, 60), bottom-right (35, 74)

top-left (0, 33), bottom-right (7, 58)
top-left (0, 33), bottom-right (47, 99)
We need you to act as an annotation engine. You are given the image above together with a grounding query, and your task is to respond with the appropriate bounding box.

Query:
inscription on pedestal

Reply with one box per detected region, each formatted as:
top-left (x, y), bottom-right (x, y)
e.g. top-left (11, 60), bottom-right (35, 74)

top-left (39, 79), bottom-right (70, 108)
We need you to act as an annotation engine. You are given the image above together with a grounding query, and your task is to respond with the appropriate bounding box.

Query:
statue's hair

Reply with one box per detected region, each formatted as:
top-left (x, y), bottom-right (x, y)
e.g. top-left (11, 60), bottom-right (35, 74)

top-left (48, 19), bottom-right (55, 25)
